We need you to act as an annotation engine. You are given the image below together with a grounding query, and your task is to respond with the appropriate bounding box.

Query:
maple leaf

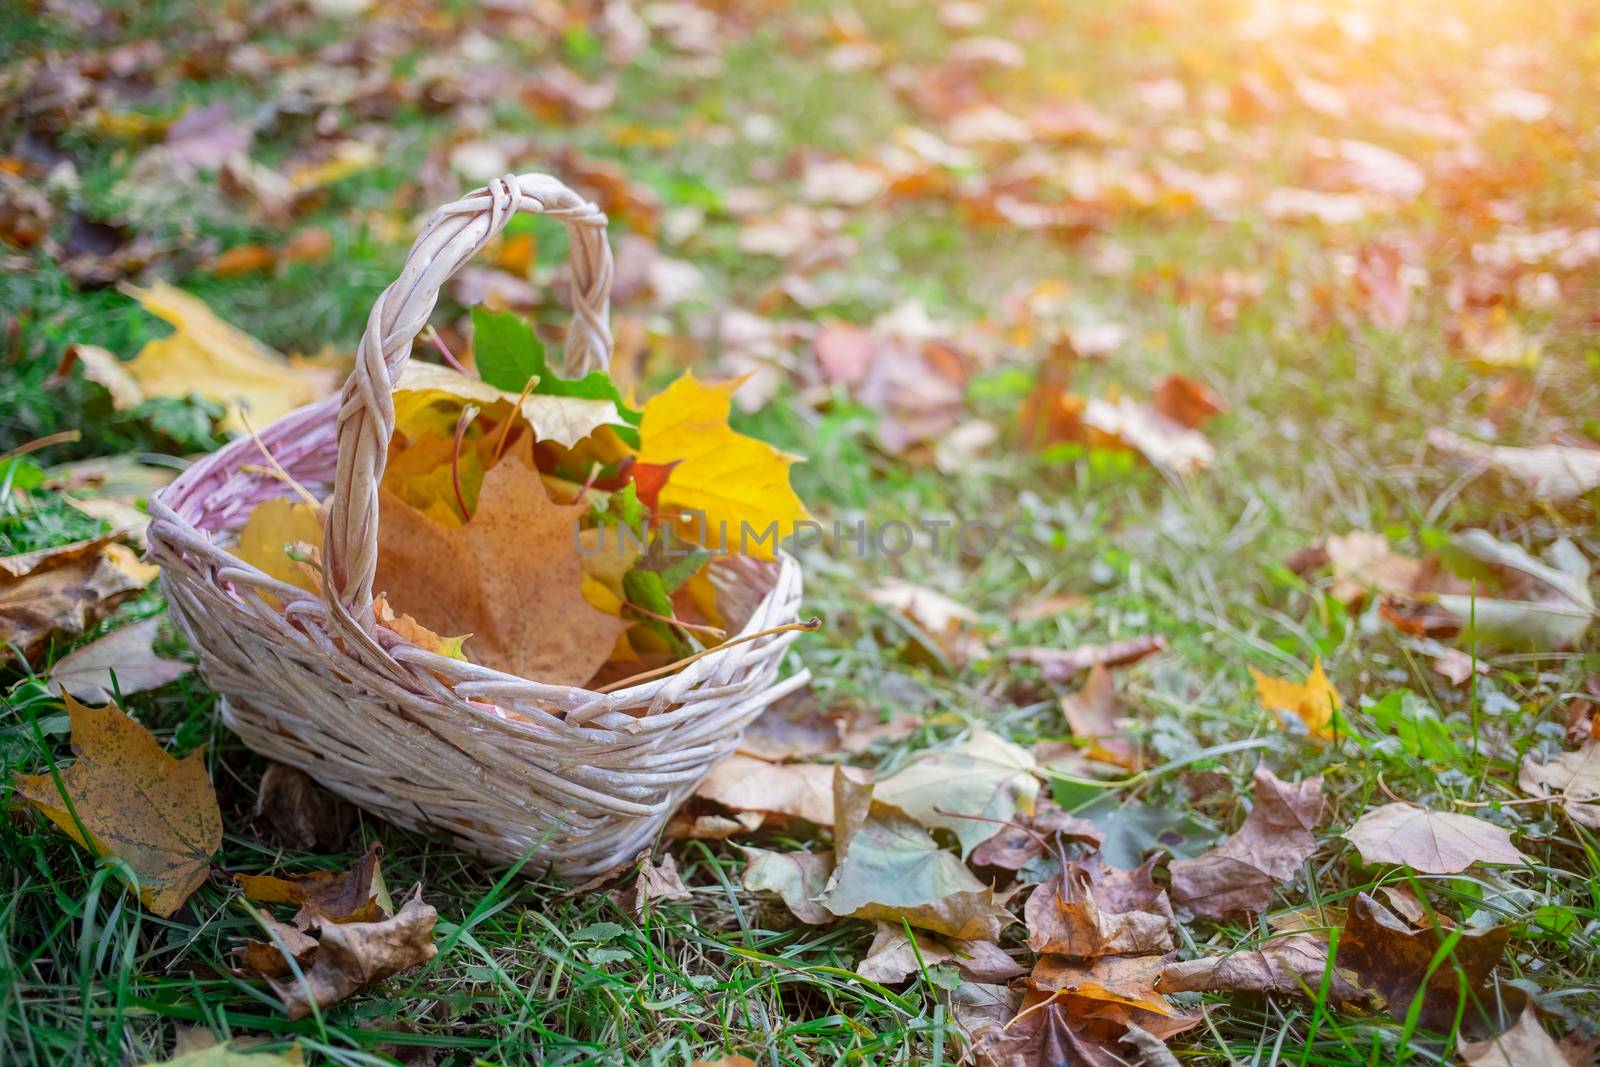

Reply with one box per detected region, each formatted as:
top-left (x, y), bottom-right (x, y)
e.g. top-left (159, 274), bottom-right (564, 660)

top-left (1056, 664), bottom-right (1139, 769)
top-left (1429, 428), bottom-right (1600, 503)
top-left (1024, 856), bottom-right (1174, 957)
top-left (236, 842), bottom-right (388, 926)
top-left (122, 282), bottom-right (339, 433)
top-left (391, 360), bottom-right (623, 450)
top-left (636, 373), bottom-right (810, 560)
top-left (819, 769), bottom-right (1014, 940)
top-left (46, 614), bottom-right (190, 702)
top-left (739, 846), bottom-right (835, 924)
top-left (1027, 955), bottom-right (1200, 1042)
top-left (375, 439), bottom-right (630, 687)
top-left (1460, 1008), bottom-right (1571, 1067)
top-left (1250, 657), bottom-right (1341, 737)
top-left (695, 754), bottom-right (844, 825)
top-left (15, 696), bottom-right (222, 917)
top-left (1519, 738), bottom-right (1600, 828)
top-left (267, 887), bottom-right (438, 1020)
top-left (855, 922), bottom-right (1024, 984)
top-left (1339, 891), bottom-right (1509, 1032)
top-left (1342, 802), bottom-right (1529, 874)
top-left (1168, 765), bottom-right (1324, 919)
top-left (233, 498), bottom-right (323, 597)
top-left (1160, 933), bottom-right (1368, 1002)
top-left (2, 536), bottom-right (156, 662)
top-left (870, 727), bottom-right (1040, 857)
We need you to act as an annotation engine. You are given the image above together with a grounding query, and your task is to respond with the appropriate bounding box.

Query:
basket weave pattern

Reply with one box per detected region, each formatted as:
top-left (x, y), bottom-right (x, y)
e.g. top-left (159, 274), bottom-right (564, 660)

top-left (147, 174), bottom-right (807, 877)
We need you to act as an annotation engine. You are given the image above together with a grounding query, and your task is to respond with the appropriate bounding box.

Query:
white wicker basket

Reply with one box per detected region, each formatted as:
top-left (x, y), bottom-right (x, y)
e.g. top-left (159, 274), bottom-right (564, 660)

top-left (147, 174), bottom-right (808, 878)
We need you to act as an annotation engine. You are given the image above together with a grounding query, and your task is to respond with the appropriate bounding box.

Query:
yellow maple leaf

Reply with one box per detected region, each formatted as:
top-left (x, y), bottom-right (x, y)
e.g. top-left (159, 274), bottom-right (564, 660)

top-left (15, 697), bottom-right (222, 917)
top-left (233, 498), bottom-right (324, 597)
top-left (122, 283), bottom-right (339, 432)
top-left (636, 373), bottom-right (810, 561)
top-left (1251, 657), bottom-right (1341, 737)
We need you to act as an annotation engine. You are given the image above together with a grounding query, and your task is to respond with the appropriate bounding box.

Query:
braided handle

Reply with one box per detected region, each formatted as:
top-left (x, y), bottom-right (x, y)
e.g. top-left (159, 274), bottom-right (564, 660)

top-left (323, 173), bottom-right (613, 638)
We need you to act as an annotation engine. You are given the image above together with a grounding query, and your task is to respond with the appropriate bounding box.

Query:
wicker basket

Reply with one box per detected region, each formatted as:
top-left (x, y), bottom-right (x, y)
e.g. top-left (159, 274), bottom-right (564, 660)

top-left (147, 174), bottom-right (808, 878)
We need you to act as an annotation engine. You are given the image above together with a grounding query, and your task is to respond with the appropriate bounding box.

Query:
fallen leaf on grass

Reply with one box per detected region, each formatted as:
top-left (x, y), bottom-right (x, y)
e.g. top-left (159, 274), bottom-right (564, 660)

top-left (1460, 1008), bottom-right (1569, 1067)
top-left (268, 888), bottom-right (438, 1020)
top-left (636, 373), bottom-right (810, 559)
top-left (236, 842), bottom-right (387, 926)
top-left (695, 754), bottom-right (841, 826)
top-left (1083, 395), bottom-right (1215, 473)
top-left (1159, 933), bottom-right (1367, 1001)
top-left (970, 798), bottom-right (1104, 870)
top-left (253, 762), bottom-right (353, 853)
top-left (1251, 658), bottom-right (1341, 737)
top-left (1151, 374), bottom-right (1223, 428)
top-left (1426, 531), bottom-right (1595, 651)
top-left (1429, 428), bottom-right (1600, 503)
top-left (1168, 765), bottom-right (1324, 919)
top-left (1006, 635), bottom-right (1166, 683)
top-left (628, 853), bottom-right (692, 911)
top-left (856, 922), bottom-right (1025, 984)
top-left (1340, 891), bottom-right (1509, 1032)
top-left (1321, 531), bottom-right (1425, 606)
top-left (870, 728), bottom-right (1039, 857)
top-left (1024, 856), bottom-right (1174, 957)
top-left (1, 536), bottom-right (155, 662)
top-left (1028, 955), bottom-right (1200, 1041)
top-left (1056, 664), bottom-right (1139, 769)
top-left (820, 769), bottom-right (1014, 940)
top-left (234, 915), bottom-right (319, 980)
top-left (739, 846), bottom-right (834, 924)
top-left (46, 615), bottom-right (190, 701)
top-left (1518, 739), bottom-right (1600, 828)
top-left (1342, 803), bottom-right (1528, 873)
top-left (122, 283), bottom-right (339, 432)
top-left (375, 440), bottom-right (629, 686)
top-left (979, 994), bottom-right (1125, 1067)
top-left (55, 343), bottom-right (144, 410)
top-left (869, 578), bottom-right (987, 668)
top-left (15, 696), bottom-right (221, 917)
top-left (143, 1041), bottom-right (306, 1066)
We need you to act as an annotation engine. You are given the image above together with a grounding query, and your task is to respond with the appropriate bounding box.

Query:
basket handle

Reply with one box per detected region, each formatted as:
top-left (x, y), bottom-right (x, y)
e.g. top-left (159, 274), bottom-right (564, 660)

top-left (323, 173), bottom-right (613, 639)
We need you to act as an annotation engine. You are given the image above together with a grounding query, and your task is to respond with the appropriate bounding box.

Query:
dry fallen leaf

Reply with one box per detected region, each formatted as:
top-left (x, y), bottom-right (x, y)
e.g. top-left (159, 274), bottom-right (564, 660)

top-left (1006, 635), bottom-right (1167, 685)
top-left (1342, 803), bottom-right (1528, 874)
top-left (855, 922), bottom-right (1025, 985)
top-left (253, 762), bottom-right (354, 853)
top-left (46, 615), bottom-right (190, 702)
top-left (1083, 395), bottom-right (1215, 473)
top-left (819, 769), bottom-right (1014, 940)
top-left (1168, 765), bottom-right (1324, 919)
top-left (1428, 429), bottom-right (1600, 502)
top-left (629, 853), bottom-right (694, 911)
top-left (391, 360), bottom-right (623, 450)
top-left (122, 282), bottom-right (339, 432)
top-left (15, 696), bottom-right (222, 917)
top-left (1159, 932), bottom-right (1367, 1002)
top-left (2, 536), bottom-right (155, 663)
top-left (868, 577), bottom-right (987, 667)
top-left (1460, 1008), bottom-right (1568, 1067)
top-left (969, 798), bottom-right (1104, 870)
top-left (1024, 856), bottom-right (1174, 958)
top-left (1518, 739), bottom-right (1600, 828)
top-left (375, 439), bottom-right (629, 686)
top-left (1251, 658), bottom-right (1341, 737)
top-left (233, 914), bottom-right (319, 980)
top-left (739, 846), bottom-right (835, 924)
top-left (267, 887), bottom-right (438, 1019)
top-left (1339, 891), bottom-right (1508, 1032)
top-left (695, 754), bottom-right (841, 826)
top-left (1028, 955), bottom-right (1200, 1042)
top-left (1056, 664), bottom-right (1139, 769)
top-left (977, 993), bottom-right (1125, 1067)
top-left (870, 727), bottom-right (1039, 857)
top-left (236, 842), bottom-right (387, 926)
top-left (1151, 374), bottom-right (1223, 429)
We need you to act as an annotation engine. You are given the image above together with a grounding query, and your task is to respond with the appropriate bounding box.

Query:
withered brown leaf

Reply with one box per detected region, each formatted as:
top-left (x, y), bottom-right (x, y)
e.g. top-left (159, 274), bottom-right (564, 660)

top-left (268, 888), bottom-right (438, 1019)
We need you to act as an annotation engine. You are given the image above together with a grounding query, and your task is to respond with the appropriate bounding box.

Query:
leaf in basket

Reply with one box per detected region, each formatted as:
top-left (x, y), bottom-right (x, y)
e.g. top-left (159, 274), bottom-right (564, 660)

top-left (14, 696), bottom-right (222, 917)
top-left (472, 307), bottom-right (643, 443)
top-left (235, 842), bottom-right (388, 926)
top-left (122, 283), bottom-right (340, 433)
top-left (373, 594), bottom-right (470, 660)
top-left (267, 886), bottom-right (438, 1020)
top-left (636, 373), bottom-right (810, 561)
top-left (375, 437), bottom-right (630, 686)
top-left (392, 360), bottom-right (622, 450)
top-left (233, 499), bottom-right (323, 596)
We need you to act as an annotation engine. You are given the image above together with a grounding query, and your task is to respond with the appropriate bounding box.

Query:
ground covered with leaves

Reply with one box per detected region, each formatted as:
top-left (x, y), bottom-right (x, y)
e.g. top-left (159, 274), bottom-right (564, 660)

top-left (4, 0), bottom-right (1600, 1064)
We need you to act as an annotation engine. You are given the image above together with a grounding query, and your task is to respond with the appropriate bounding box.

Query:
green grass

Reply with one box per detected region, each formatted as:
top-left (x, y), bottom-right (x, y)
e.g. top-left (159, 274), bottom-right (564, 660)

top-left (4, 0), bottom-right (1600, 1062)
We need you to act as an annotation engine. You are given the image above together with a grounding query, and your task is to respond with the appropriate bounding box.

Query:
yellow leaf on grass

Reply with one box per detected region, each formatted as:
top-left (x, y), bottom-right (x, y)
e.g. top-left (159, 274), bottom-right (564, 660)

top-left (393, 361), bottom-right (622, 450)
top-left (15, 697), bottom-right (222, 917)
top-left (375, 438), bottom-right (630, 686)
top-left (233, 498), bottom-right (323, 596)
top-left (1251, 657), bottom-right (1341, 737)
top-left (637, 373), bottom-right (810, 560)
top-left (122, 283), bottom-right (339, 432)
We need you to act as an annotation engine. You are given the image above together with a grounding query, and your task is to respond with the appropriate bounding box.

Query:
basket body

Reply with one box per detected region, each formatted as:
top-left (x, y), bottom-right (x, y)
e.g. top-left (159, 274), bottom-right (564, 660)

top-left (146, 175), bottom-right (807, 878)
